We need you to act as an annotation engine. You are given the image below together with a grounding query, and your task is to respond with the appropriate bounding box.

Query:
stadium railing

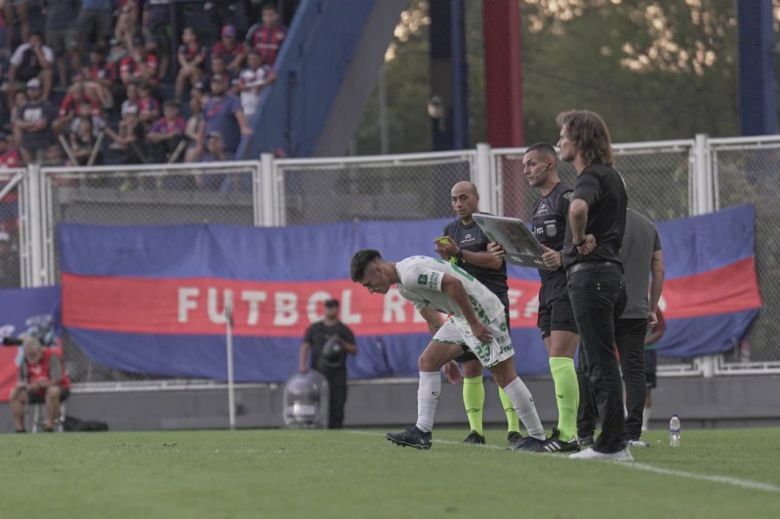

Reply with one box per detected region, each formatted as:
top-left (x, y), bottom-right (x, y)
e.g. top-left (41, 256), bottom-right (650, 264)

top-left (4, 134), bottom-right (779, 385)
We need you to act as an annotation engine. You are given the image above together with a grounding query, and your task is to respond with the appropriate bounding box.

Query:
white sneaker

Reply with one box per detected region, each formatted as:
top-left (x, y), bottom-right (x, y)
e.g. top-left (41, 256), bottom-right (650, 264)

top-left (627, 439), bottom-right (650, 448)
top-left (569, 446), bottom-right (634, 461)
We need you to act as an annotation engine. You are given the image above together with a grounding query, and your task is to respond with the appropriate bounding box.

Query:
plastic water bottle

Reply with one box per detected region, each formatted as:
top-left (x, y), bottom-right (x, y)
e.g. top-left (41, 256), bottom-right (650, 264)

top-left (669, 414), bottom-right (681, 448)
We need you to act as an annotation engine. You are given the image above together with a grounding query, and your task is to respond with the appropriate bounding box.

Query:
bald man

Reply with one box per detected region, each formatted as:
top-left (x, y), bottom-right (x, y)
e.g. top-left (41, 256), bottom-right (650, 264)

top-left (434, 181), bottom-right (524, 447)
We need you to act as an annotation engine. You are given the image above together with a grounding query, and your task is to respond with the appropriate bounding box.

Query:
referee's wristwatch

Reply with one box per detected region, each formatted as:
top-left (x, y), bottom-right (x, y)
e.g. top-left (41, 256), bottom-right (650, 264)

top-left (572, 237), bottom-right (587, 247)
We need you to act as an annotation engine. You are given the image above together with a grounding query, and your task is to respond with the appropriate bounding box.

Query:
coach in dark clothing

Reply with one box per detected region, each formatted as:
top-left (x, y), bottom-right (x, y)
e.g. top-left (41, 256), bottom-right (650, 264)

top-left (578, 208), bottom-right (665, 447)
top-left (557, 110), bottom-right (631, 461)
top-left (298, 299), bottom-right (357, 429)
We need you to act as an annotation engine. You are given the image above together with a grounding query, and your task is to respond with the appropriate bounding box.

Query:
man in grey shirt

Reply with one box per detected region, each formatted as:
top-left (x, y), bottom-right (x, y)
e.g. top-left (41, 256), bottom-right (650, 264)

top-left (577, 208), bottom-right (665, 446)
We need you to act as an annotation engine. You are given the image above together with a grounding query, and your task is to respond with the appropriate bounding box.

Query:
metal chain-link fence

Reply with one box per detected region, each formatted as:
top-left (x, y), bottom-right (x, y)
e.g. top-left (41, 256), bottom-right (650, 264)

top-left (0, 170), bottom-right (24, 289)
top-left (41, 162), bottom-right (260, 383)
top-left (275, 152), bottom-right (475, 225)
top-left (713, 140), bottom-right (780, 364)
top-left (494, 141), bottom-right (692, 221)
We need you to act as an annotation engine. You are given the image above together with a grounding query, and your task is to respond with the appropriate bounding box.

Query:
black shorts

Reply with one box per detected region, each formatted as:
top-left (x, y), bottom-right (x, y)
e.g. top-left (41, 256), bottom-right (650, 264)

top-left (455, 293), bottom-right (510, 364)
top-left (28, 388), bottom-right (70, 405)
top-left (644, 349), bottom-right (657, 389)
top-left (537, 272), bottom-right (577, 339)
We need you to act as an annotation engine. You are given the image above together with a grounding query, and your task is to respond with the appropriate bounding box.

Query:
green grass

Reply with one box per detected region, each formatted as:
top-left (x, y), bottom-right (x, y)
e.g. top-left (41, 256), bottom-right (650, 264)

top-left (2, 428), bottom-right (779, 519)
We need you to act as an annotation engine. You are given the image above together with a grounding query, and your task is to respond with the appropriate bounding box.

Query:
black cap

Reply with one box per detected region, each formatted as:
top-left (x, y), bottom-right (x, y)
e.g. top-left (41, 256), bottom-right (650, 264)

top-left (324, 299), bottom-right (339, 308)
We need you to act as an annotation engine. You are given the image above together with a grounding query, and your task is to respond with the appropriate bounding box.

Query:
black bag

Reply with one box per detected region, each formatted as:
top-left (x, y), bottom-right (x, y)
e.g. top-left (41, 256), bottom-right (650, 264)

top-left (63, 415), bottom-right (109, 432)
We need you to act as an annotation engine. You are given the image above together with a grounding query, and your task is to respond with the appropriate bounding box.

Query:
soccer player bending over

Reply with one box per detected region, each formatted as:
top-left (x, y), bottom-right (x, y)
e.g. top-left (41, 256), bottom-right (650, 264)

top-left (350, 249), bottom-right (545, 449)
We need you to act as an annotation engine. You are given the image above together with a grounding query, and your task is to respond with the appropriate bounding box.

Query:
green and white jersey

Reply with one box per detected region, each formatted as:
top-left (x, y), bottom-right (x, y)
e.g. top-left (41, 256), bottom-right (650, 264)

top-left (395, 255), bottom-right (505, 323)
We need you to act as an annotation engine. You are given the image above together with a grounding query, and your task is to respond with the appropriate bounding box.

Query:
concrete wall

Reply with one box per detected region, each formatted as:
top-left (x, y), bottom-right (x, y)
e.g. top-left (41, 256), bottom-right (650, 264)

top-left (2, 375), bottom-right (778, 432)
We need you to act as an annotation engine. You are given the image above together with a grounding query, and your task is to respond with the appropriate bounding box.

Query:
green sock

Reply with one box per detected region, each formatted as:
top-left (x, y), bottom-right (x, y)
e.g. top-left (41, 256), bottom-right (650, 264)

top-left (463, 376), bottom-right (485, 435)
top-left (498, 386), bottom-right (520, 433)
top-left (549, 357), bottom-right (579, 441)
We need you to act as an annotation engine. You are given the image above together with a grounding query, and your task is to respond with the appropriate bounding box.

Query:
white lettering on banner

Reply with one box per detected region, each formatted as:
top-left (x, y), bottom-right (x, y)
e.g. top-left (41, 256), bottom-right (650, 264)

top-left (507, 289), bottom-right (521, 320)
top-left (524, 293), bottom-right (539, 319)
top-left (241, 290), bottom-right (268, 325)
top-left (178, 287), bottom-right (200, 322)
top-left (307, 291), bottom-right (331, 323)
top-left (208, 288), bottom-right (232, 324)
top-left (383, 289), bottom-right (406, 323)
top-left (340, 290), bottom-right (362, 324)
top-left (274, 292), bottom-right (298, 326)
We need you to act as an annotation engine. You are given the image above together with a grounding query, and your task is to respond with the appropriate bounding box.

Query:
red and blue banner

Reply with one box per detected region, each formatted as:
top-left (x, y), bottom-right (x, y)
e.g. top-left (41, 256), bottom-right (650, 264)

top-left (58, 204), bottom-right (760, 382)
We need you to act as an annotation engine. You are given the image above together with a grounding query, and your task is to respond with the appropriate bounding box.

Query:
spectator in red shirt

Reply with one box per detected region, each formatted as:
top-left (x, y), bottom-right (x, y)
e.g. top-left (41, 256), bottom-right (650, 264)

top-left (118, 34), bottom-right (159, 88)
top-left (10, 337), bottom-right (71, 433)
top-left (0, 133), bottom-right (22, 169)
top-left (53, 82), bottom-right (100, 134)
top-left (147, 99), bottom-right (186, 164)
top-left (245, 4), bottom-right (287, 66)
top-left (212, 24), bottom-right (246, 74)
top-left (81, 46), bottom-right (115, 109)
top-left (175, 26), bottom-right (206, 101)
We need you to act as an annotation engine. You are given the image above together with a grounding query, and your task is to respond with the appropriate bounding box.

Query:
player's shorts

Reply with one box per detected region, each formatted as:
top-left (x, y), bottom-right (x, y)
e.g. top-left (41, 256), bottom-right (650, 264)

top-left (644, 348), bottom-right (657, 389)
top-left (434, 313), bottom-right (514, 369)
top-left (537, 272), bottom-right (577, 339)
top-left (455, 294), bottom-right (510, 364)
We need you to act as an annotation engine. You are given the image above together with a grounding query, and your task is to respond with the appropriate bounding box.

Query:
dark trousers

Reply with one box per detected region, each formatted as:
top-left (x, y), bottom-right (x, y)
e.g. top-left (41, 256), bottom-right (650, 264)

top-left (578, 318), bottom-right (648, 442)
top-left (318, 368), bottom-right (347, 429)
top-left (616, 318), bottom-right (648, 440)
top-left (568, 267), bottom-right (627, 453)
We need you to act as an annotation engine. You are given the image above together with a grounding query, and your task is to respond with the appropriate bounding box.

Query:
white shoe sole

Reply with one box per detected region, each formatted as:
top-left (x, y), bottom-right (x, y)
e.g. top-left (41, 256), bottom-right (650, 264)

top-left (569, 447), bottom-right (633, 461)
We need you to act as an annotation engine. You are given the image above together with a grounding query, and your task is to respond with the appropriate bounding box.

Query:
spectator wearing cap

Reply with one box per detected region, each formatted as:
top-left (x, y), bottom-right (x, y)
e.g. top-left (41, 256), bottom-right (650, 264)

top-left (77, 0), bottom-right (113, 52)
top-left (0, 133), bottom-right (22, 169)
top-left (175, 26), bottom-right (207, 101)
top-left (14, 78), bottom-right (58, 164)
top-left (212, 24), bottom-right (246, 74)
top-left (147, 99), bottom-right (186, 164)
top-left (298, 298), bottom-right (357, 429)
top-left (3, 32), bottom-right (55, 104)
top-left (238, 49), bottom-right (275, 118)
top-left (246, 3), bottom-right (287, 66)
top-left (105, 102), bottom-right (146, 166)
top-left (200, 73), bottom-right (252, 156)
top-left (45, 0), bottom-right (80, 91)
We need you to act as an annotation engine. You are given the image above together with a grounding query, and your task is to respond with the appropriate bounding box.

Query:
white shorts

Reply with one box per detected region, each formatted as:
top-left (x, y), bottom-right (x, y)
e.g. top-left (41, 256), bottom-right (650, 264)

top-left (432, 314), bottom-right (514, 368)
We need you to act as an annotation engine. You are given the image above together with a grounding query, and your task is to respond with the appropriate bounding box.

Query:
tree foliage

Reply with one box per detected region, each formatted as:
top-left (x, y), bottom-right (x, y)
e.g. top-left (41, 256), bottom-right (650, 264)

top-left (355, 0), bottom-right (745, 154)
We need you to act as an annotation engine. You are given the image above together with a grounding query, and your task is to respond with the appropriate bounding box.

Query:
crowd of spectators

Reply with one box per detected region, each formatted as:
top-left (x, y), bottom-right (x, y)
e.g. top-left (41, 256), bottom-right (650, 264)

top-left (0, 0), bottom-right (288, 171)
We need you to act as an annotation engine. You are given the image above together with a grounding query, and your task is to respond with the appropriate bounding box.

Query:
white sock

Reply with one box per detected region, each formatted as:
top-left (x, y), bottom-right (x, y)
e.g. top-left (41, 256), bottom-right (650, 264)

top-left (642, 407), bottom-right (651, 430)
top-left (503, 377), bottom-right (545, 440)
top-left (415, 371), bottom-right (441, 433)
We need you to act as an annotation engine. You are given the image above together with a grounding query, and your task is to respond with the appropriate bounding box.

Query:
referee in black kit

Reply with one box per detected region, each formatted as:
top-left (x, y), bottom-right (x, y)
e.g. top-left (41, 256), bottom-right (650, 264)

top-left (556, 110), bottom-right (632, 461)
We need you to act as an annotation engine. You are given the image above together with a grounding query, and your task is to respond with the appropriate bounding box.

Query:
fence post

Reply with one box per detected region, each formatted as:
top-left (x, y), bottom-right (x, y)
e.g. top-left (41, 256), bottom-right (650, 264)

top-left (259, 153), bottom-right (278, 226)
top-left (25, 164), bottom-right (47, 287)
top-left (475, 143), bottom-right (495, 214)
top-left (692, 134), bottom-right (714, 216)
top-left (691, 133), bottom-right (719, 377)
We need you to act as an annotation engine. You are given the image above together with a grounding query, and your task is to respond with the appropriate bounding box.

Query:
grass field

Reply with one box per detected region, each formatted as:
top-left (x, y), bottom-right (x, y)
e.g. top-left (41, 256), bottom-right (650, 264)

top-left (2, 427), bottom-right (779, 519)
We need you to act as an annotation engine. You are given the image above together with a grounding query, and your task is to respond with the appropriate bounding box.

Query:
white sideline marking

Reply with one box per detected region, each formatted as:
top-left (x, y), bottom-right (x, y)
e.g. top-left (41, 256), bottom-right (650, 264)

top-left (345, 430), bottom-right (780, 493)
